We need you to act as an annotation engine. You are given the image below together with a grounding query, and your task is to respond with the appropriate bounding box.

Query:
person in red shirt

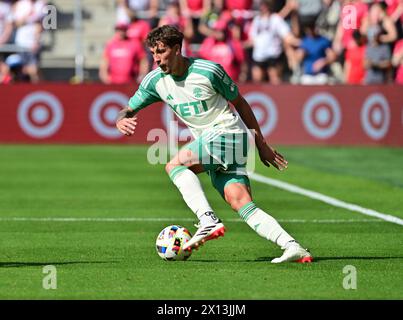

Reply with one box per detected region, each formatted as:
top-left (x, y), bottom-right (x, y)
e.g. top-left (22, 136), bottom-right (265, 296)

top-left (333, 0), bottom-right (369, 54)
top-left (225, 0), bottom-right (253, 11)
top-left (126, 14), bottom-right (151, 44)
top-left (344, 30), bottom-right (367, 84)
top-left (392, 39), bottom-right (403, 84)
top-left (179, 0), bottom-right (211, 43)
top-left (198, 19), bottom-right (245, 81)
top-left (99, 24), bottom-right (148, 84)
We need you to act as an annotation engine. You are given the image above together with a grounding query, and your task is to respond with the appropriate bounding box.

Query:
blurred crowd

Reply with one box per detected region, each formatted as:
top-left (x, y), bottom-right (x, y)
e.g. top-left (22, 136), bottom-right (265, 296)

top-left (0, 0), bottom-right (46, 83)
top-left (101, 0), bottom-right (403, 85)
top-left (1, 0), bottom-right (403, 85)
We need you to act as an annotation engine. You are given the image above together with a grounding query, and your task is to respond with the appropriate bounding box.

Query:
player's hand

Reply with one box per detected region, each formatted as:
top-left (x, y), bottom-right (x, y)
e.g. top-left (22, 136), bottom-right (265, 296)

top-left (116, 117), bottom-right (137, 136)
top-left (258, 144), bottom-right (288, 171)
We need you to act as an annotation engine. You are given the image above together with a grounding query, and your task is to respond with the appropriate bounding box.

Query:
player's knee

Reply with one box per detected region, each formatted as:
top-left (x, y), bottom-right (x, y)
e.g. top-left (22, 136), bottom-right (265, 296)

top-left (224, 184), bottom-right (252, 212)
top-left (165, 162), bottom-right (177, 175)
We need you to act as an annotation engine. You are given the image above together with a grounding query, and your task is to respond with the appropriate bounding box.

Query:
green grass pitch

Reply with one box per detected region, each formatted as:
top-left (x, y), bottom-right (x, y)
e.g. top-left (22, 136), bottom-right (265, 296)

top-left (0, 145), bottom-right (402, 299)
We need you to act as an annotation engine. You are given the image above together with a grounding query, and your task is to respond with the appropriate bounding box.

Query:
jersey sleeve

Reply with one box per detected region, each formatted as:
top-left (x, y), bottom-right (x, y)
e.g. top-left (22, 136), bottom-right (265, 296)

top-left (192, 60), bottom-right (238, 101)
top-left (128, 71), bottom-right (163, 112)
top-left (211, 64), bottom-right (239, 101)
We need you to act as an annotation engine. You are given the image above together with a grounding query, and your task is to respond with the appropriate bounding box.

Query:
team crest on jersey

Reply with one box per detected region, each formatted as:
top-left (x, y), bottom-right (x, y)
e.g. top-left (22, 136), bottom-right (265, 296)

top-left (193, 87), bottom-right (203, 99)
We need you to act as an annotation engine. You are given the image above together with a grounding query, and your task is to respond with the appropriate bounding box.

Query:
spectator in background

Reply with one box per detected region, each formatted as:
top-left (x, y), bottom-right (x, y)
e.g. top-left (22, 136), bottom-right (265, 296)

top-left (126, 12), bottom-right (152, 76)
top-left (11, 0), bottom-right (47, 83)
top-left (0, 0), bottom-right (13, 45)
top-left (246, 0), bottom-right (300, 84)
top-left (99, 24), bottom-right (148, 84)
top-left (382, 0), bottom-right (403, 38)
top-left (198, 18), bottom-right (245, 80)
top-left (392, 38), bottom-right (403, 84)
top-left (126, 11), bottom-right (152, 71)
top-left (116, 0), bottom-right (133, 25)
top-left (224, 0), bottom-right (255, 20)
top-left (278, 0), bottom-right (323, 37)
top-left (332, 0), bottom-right (369, 83)
top-left (316, 0), bottom-right (341, 40)
top-left (296, 0), bottom-right (323, 28)
top-left (198, 0), bottom-right (251, 80)
top-left (0, 59), bottom-right (8, 83)
top-left (364, 24), bottom-right (392, 84)
top-left (361, 1), bottom-right (397, 46)
top-left (116, 0), bottom-right (159, 27)
top-left (158, 1), bottom-right (194, 56)
top-left (296, 20), bottom-right (336, 84)
top-left (179, 0), bottom-right (211, 43)
top-left (333, 0), bottom-right (369, 55)
top-left (198, 0), bottom-right (231, 38)
top-left (344, 30), bottom-right (367, 84)
top-left (127, 0), bottom-right (159, 25)
top-left (127, 12), bottom-right (151, 44)
top-left (0, 53), bottom-right (30, 84)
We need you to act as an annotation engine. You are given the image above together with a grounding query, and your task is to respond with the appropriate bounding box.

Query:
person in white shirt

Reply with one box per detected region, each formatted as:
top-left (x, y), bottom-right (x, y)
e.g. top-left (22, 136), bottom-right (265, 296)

top-left (0, 0), bottom-right (13, 45)
top-left (12, 0), bottom-right (47, 82)
top-left (246, 0), bottom-right (300, 84)
top-left (115, 0), bottom-right (158, 26)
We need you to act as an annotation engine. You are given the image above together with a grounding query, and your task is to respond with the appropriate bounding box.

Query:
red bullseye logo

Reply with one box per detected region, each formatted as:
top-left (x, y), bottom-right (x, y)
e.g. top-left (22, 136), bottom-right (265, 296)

top-left (303, 93), bottom-right (341, 139)
top-left (361, 93), bottom-right (390, 140)
top-left (244, 92), bottom-right (278, 137)
top-left (90, 92), bottom-right (129, 139)
top-left (17, 92), bottom-right (64, 138)
top-left (28, 103), bottom-right (52, 127)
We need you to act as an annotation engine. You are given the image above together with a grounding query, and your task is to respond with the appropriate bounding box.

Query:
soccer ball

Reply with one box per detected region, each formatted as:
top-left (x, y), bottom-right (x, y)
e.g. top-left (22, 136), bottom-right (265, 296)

top-left (156, 225), bottom-right (192, 261)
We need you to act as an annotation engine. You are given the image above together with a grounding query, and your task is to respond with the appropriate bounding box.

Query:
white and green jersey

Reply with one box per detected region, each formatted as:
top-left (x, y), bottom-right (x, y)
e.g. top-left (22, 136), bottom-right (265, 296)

top-left (128, 58), bottom-right (246, 138)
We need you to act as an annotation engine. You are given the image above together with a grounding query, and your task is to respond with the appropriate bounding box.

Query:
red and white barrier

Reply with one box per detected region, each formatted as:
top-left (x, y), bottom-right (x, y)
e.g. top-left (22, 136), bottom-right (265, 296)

top-left (0, 84), bottom-right (402, 145)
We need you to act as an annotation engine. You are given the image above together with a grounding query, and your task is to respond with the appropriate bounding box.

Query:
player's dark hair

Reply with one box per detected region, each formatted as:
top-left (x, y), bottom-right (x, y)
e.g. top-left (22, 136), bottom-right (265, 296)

top-left (146, 25), bottom-right (184, 50)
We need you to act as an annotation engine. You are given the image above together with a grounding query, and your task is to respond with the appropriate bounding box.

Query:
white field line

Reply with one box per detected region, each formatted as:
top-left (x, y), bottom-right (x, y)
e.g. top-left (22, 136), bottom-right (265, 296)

top-left (0, 217), bottom-right (384, 223)
top-left (249, 172), bottom-right (403, 227)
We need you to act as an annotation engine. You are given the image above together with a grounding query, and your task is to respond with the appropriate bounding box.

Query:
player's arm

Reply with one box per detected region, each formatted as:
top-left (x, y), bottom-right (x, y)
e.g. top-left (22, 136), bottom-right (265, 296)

top-left (116, 107), bottom-right (138, 136)
top-left (116, 80), bottom-right (162, 136)
top-left (231, 94), bottom-right (288, 171)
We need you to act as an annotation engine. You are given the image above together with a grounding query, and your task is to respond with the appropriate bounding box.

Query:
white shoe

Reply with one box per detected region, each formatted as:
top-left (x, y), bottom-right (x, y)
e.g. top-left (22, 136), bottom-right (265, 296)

top-left (183, 222), bottom-right (225, 251)
top-left (271, 243), bottom-right (313, 264)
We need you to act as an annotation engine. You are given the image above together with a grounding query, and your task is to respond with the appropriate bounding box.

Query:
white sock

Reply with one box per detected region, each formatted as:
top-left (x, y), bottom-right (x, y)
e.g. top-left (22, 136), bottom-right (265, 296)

top-left (169, 166), bottom-right (216, 224)
top-left (239, 202), bottom-right (296, 249)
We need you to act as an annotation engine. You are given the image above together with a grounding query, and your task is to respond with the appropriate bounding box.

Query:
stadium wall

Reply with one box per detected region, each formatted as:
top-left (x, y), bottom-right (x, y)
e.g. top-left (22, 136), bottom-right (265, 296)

top-left (0, 84), bottom-right (402, 145)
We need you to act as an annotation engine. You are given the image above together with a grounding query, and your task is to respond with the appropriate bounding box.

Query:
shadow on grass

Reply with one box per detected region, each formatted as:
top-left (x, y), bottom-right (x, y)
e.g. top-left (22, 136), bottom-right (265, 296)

top-left (188, 256), bottom-right (403, 263)
top-left (312, 256), bottom-right (403, 262)
top-left (0, 261), bottom-right (117, 268)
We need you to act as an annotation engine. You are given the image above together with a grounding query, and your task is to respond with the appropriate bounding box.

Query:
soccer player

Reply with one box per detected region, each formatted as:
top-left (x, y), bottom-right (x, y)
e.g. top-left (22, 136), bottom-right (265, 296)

top-left (116, 25), bottom-right (312, 263)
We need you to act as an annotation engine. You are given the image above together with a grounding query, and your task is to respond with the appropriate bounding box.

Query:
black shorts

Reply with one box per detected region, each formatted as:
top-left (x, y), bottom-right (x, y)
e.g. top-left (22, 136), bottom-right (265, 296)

top-left (252, 53), bottom-right (286, 69)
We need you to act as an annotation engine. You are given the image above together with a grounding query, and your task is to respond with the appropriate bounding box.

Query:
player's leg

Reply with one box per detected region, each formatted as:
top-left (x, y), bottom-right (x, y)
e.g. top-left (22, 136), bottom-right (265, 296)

top-left (223, 181), bottom-right (295, 246)
top-left (166, 148), bottom-right (216, 225)
top-left (166, 145), bottom-right (225, 250)
top-left (218, 177), bottom-right (312, 263)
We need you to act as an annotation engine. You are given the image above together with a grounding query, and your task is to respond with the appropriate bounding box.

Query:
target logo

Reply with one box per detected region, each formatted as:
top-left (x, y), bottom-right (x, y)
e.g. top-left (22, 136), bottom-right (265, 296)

top-left (361, 93), bottom-right (390, 140)
top-left (17, 91), bottom-right (64, 139)
top-left (244, 92), bottom-right (278, 137)
top-left (302, 93), bottom-right (341, 139)
top-left (90, 92), bottom-right (129, 139)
